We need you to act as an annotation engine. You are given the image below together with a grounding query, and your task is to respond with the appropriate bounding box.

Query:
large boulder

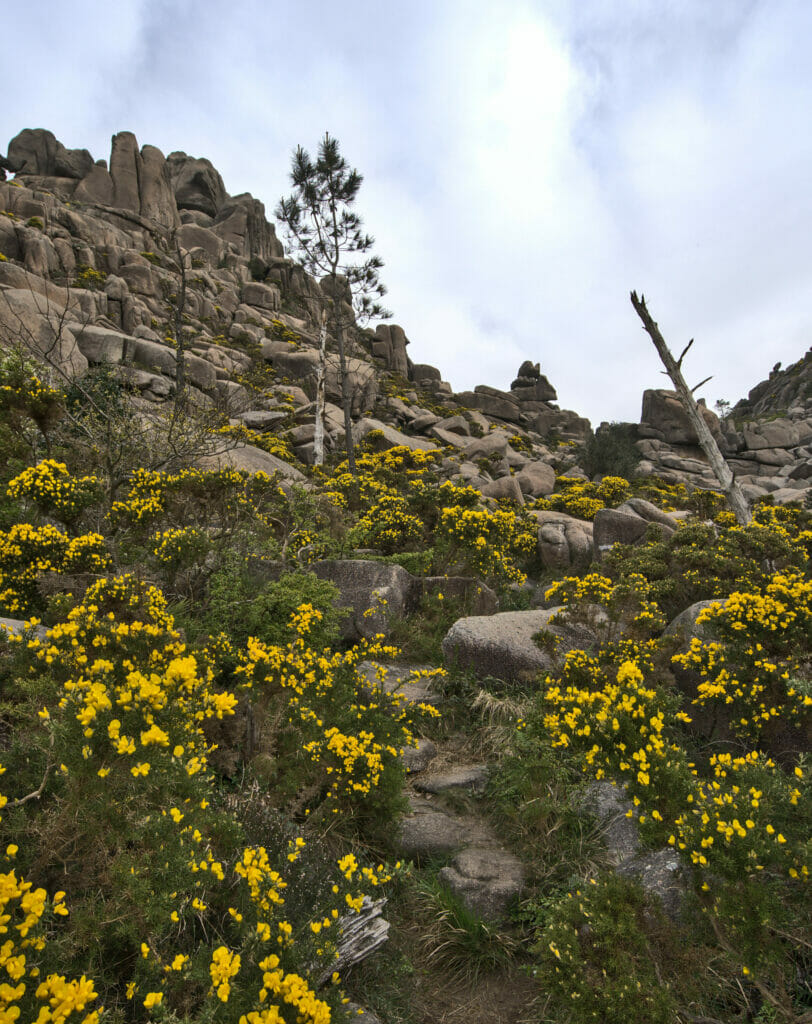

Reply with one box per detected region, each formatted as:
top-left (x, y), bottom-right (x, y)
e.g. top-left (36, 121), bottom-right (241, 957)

top-left (175, 223), bottom-right (223, 263)
top-left (593, 507), bottom-right (651, 558)
top-left (372, 323), bottom-right (409, 376)
top-left (166, 152), bottom-right (227, 217)
top-left (138, 144), bottom-right (180, 231)
top-left (109, 131), bottom-right (141, 213)
top-left (456, 386), bottom-right (521, 423)
top-left (442, 607), bottom-right (599, 683)
top-left (197, 442), bottom-right (306, 482)
top-left (310, 560), bottom-right (414, 641)
top-left (0, 288), bottom-right (88, 377)
top-left (353, 418), bottom-right (437, 453)
top-left (640, 389), bottom-right (723, 446)
top-left (6, 129), bottom-right (94, 179)
top-left (481, 475), bottom-right (524, 504)
top-left (72, 324), bottom-right (134, 364)
top-left (515, 461), bottom-right (556, 497)
top-left (242, 281), bottom-right (281, 312)
top-left (742, 418), bottom-right (801, 451)
top-left (531, 510), bottom-right (594, 570)
top-left (212, 194), bottom-right (283, 262)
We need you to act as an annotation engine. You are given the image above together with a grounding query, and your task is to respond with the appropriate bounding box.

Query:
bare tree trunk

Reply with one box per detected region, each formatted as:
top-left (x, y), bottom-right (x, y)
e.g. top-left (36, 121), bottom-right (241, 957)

top-left (314, 309), bottom-right (327, 466)
top-left (630, 291), bottom-right (751, 525)
top-left (335, 319), bottom-right (356, 474)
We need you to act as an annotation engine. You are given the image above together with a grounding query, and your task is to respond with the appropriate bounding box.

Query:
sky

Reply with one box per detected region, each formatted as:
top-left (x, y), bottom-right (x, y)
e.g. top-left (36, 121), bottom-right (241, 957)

top-left (4, 0), bottom-right (812, 425)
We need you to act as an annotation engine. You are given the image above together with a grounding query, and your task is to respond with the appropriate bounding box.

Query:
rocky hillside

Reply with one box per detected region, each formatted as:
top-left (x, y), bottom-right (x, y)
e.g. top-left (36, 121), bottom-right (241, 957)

top-left (2, 127), bottom-right (811, 515)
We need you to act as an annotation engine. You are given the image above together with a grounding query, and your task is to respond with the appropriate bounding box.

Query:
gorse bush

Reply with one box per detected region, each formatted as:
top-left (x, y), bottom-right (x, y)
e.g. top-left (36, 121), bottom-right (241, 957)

top-left (0, 571), bottom-right (418, 1021)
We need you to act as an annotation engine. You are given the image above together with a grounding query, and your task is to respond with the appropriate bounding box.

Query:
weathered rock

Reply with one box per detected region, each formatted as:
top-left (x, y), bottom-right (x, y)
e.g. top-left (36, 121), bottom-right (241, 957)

top-left (481, 475), bottom-right (524, 504)
top-left (593, 507), bottom-right (650, 558)
top-left (438, 845), bottom-right (525, 923)
top-left (73, 163), bottom-right (115, 205)
top-left (310, 560), bottom-right (414, 641)
top-left (397, 796), bottom-right (471, 860)
top-left (402, 738), bottom-right (437, 774)
top-left (138, 144), bottom-right (180, 231)
top-left (72, 324), bottom-right (134, 364)
top-left (456, 387), bottom-right (521, 423)
top-left (242, 280), bottom-right (281, 311)
top-left (373, 323), bottom-right (409, 376)
top-left (109, 131), bottom-right (141, 213)
top-left (411, 363), bottom-right (441, 383)
top-left (434, 414), bottom-right (470, 436)
top-left (616, 497), bottom-right (681, 532)
top-left (212, 194), bottom-right (283, 262)
top-left (236, 410), bottom-right (288, 432)
top-left (353, 418), bottom-right (437, 453)
top-left (357, 661), bottom-right (443, 708)
top-left (532, 510), bottom-right (594, 570)
top-left (6, 129), bottom-right (94, 179)
top-left (0, 288), bottom-right (88, 377)
top-left (742, 418), bottom-right (801, 451)
top-left (176, 223), bottom-right (223, 263)
top-left (166, 152), bottom-right (227, 217)
top-left (461, 430), bottom-right (511, 461)
top-left (442, 607), bottom-right (599, 683)
top-left (640, 389), bottom-right (723, 445)
top-left (515, 460), bottom-right (555, 497)
top-left (414, 765), bottom-right (488, 795)
top-left (511, 377), bottom-right (557, 403)
top-left (198, 442), bottom-right (306, 482)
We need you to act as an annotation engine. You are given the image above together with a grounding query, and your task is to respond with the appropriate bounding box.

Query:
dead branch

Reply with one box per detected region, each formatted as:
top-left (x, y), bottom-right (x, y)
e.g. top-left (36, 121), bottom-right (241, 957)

top-left (630, 292), bottom-right (751, 525)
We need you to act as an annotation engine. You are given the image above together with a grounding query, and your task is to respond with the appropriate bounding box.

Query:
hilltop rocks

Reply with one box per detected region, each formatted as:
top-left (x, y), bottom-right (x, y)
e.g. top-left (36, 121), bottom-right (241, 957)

top-left (109, 132), bottom-right (180, 232)
top-left (640, 389), bottom-right (723, 446)
top-left (212, 194), bottom-right (283, 263)
top-left (167, 152), bottom-right (228, 217)
top-left (353, 418), bottom-right (437, 452)
top-left (741, 418), bottom-right (800, 451)
top-left (5, 128), bottom-right (94, 179)
top-left (373, 324), bottom-right (409, 375)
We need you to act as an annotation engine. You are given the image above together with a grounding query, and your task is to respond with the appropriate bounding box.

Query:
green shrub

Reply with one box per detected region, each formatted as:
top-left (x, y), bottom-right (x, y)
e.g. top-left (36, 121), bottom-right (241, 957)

top-left (581, 422), bottom-right (641, 480)
top-left (200, 561), bottom-right (345, 649)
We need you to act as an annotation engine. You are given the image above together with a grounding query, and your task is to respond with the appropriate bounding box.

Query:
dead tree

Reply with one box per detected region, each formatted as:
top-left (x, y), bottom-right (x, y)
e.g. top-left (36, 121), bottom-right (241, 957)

top-left (630, 291), bottom-right (751, 525)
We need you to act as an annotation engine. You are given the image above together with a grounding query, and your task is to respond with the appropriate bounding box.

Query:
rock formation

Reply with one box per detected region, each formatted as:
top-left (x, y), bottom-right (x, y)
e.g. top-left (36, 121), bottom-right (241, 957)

top-left (1, 125), bottom-right (810, 504)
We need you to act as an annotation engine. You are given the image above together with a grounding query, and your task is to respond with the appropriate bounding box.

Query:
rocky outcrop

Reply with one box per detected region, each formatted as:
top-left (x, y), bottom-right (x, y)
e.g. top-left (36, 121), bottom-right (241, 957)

top-left (5, 129), bottom-right (94, 180)
top-left (167, 152), bottom-right (228, 218)
top-left (639, 389), bottom-right (723, 446)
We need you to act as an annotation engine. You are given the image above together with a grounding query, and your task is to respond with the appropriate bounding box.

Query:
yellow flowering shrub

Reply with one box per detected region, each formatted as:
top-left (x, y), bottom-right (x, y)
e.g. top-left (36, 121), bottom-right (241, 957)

top-left (436, 504), bottom-right (536, 585)
top-left (235, 604), bottom-right (439, 826)
top-left (7, 461), bottom-right (100, 528)
top-left (0, 524), bottom-right (111, 616)
top-left (673, 571), bottom-right (812, 744)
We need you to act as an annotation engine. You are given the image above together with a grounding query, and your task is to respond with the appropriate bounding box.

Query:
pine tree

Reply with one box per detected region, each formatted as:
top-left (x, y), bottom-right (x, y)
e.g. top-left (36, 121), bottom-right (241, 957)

top-left (276, 134), bottom-right (389, 472)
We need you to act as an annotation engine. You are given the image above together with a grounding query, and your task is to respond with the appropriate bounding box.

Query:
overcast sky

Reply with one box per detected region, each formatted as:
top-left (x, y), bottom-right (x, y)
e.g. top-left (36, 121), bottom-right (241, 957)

top-left (5, 0), bottom-right (811, 424)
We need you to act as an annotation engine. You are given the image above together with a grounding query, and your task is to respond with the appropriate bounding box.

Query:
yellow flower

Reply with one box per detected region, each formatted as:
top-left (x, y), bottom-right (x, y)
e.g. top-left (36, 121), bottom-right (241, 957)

top-left (143, 991), bottom-right (163, 1009)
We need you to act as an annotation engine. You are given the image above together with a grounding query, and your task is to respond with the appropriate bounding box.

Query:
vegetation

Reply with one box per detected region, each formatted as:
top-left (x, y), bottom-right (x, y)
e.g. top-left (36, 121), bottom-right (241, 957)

top-left (0, 328), bottom-right (809, 1024)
